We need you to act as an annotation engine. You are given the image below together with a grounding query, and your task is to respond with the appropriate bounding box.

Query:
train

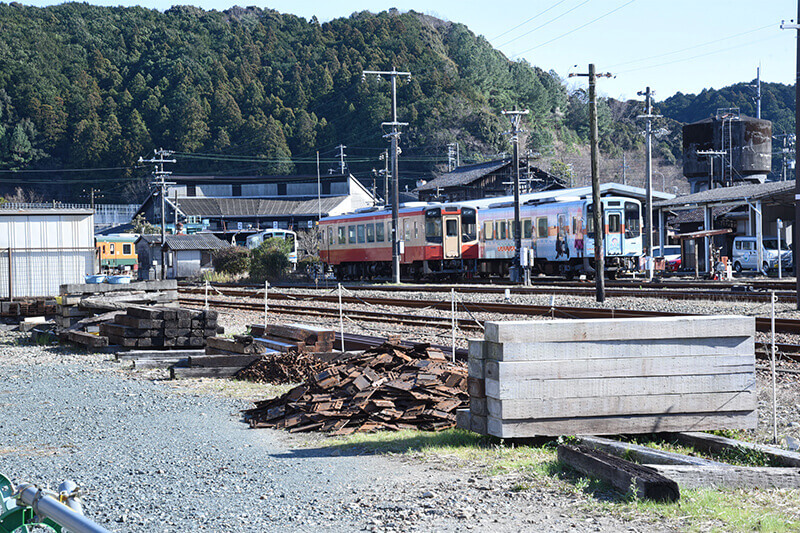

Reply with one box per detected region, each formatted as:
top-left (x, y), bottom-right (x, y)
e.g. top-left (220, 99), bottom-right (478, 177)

top-left (95, 234), bottom-right (138, 274)
top-left (319, 196), bottom-right (643, 280)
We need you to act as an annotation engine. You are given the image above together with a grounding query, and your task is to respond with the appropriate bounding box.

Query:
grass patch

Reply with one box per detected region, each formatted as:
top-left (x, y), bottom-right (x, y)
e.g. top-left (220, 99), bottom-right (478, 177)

top-left (323, 429), bottom-right (800, 532)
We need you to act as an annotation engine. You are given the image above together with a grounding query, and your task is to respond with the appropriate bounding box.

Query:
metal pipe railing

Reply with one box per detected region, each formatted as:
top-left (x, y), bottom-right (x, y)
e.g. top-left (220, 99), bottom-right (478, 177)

top-left (15, 482), bottom-right (112, 533)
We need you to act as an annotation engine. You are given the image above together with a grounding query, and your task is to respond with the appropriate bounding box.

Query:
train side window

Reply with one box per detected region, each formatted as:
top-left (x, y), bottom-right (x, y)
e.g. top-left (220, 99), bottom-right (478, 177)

top-left (483, 221), bottom-right (494, 240)
top-left (536, 217), bottom-right (548, 238)
top-left (572, 217), bottom-right (578, 234)
top-left (523, 219), bottom-right (532, 239)
top-left (338, 227), bottom-right (346, 244)
top-left (404, 219), bottom-right (411, 241)
top-left (348, 225), bottom-right (356, 244)
top-left (366, 223), bottom-right (375, 243)
top-left (376, 222), bottom-right (385, 242)
top-left (328, 228), bottom-right (334, 245)
top-left (414, 221), bottom-right (419, 239)
top-left (508, 220), bottom-right (515, 239)
top-left (123, 244), bottom-right (132, 255)
top-left (357, 224), bottom-right (365, 243)
top-left (498, 221), bottom-right (506, 240)
top-left (587, 216), bottom-right (594, 238)
top-left (624, 202), bottom-right (641, 238)
top-left (109, 243), bottom-right (115, 255)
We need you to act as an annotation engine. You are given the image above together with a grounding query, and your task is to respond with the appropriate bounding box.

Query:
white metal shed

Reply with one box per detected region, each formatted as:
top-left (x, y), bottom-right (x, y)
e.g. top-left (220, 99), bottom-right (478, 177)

top-left (0, 208), bottom-right (95, 298)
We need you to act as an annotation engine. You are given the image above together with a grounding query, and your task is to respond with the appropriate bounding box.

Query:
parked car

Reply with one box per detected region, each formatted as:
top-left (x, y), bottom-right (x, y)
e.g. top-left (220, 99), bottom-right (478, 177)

top-left (659, 245), bottom-right (682, 271)
top-left (731, 236), bottom-right (789, 273)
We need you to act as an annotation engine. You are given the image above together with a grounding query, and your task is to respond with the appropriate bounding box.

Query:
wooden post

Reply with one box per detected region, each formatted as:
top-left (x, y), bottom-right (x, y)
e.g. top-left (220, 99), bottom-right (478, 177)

top-left (338, 283), bottom-right (345, 352)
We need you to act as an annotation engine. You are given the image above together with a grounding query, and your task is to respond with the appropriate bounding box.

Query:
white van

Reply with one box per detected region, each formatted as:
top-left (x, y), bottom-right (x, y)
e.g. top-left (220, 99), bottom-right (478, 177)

top-left (732, 236), bottom-right (788, 272)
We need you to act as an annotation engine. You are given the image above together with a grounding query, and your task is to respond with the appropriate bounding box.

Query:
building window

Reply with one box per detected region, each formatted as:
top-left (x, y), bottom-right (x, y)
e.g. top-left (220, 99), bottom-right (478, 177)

top-left (278, 183), bottom-right (287, 196)
top-left (186, 184), bottom-right (196, 197)
top-left (232, 184), bottom-right (242, 197)
top-left (322, 181), bottom-right (331, 195)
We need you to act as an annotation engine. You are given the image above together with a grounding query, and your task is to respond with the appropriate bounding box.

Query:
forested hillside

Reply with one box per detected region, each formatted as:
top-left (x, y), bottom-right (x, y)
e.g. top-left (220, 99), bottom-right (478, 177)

top-left (0, 3), bottom-right (794, 202)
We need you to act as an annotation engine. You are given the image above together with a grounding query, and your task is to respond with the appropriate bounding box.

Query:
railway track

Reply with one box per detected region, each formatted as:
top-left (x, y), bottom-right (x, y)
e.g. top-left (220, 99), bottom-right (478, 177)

top-left (191, 279), bottom-right (800, 303)
top-left (180, 288), bottom-right (800, 335)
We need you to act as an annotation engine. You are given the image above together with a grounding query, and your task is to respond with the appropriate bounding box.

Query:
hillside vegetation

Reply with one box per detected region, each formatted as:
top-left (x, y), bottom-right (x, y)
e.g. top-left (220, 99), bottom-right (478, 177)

top-left (0, 3), bottom-right (793, 201)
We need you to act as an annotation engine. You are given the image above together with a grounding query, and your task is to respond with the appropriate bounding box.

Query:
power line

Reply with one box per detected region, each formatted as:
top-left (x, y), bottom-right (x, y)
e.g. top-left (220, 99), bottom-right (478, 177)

top-left (513, 0), bottom-right (637, 56)
top-left (0, 165), bottom-right (143, 174)
top-left (607, 23), bottom-right (774, 69)
top-left (496, 0), bottom-right (592, 49)
top-left (489, 0), bottom-right (570, 42)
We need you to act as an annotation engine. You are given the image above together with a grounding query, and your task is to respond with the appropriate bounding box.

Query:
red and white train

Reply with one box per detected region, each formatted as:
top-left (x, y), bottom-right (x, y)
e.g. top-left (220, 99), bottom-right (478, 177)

top-left (318, 195), bottom-right (642, 280)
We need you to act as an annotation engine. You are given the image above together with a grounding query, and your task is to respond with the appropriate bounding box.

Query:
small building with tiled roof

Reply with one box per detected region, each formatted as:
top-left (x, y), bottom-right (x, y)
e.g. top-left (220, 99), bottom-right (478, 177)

top-left (414, 159), bottom-right (561, 202)
top-left (135, 233), bottom-right (229, 279)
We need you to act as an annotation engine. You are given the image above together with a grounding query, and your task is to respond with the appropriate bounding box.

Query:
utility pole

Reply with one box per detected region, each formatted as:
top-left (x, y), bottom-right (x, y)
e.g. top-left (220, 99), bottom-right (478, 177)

top-left (781, 9), bottom-right (800, 310)
top-left (316, 151), bottom-right (322, 220)
top-left (139, 148), bottom-right (175, 280)
top-left (570, 64), bottom-right (612, 302)
top-left (336, 144), bottom-right (347, 175)
top-left (637, 87), bottom-right (662, 281)
top-left (447, 142), bottom-right (460, 172)
top-left (621, 153), bottom-right (627, 186)
top-left (756, 66), bottom-right (762, 119)
top-left (363, 67), bottom-right (411, 284)
top-left (501, 109), bottom-right (530, 284)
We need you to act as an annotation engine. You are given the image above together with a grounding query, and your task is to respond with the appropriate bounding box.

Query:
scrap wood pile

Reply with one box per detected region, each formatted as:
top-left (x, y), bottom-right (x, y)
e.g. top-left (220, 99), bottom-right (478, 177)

top-left (243, 342), bottom-right (469, 434)
top-left (235, 350), bottom-right (326, 384)
top-left (249, 323), bottom-right (335, 353)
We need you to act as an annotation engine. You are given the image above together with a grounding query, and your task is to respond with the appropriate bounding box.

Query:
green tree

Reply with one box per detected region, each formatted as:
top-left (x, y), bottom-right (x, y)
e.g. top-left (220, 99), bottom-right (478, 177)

top-left (249, 237), bottom-right (291, 281)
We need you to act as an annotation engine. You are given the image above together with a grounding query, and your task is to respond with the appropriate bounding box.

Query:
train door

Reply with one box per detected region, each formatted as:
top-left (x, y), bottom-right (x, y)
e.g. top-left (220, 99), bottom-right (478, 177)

top-left (443, 214), bottom-right (462, 258)
top-left (605, 207), bottom-right (624, 255)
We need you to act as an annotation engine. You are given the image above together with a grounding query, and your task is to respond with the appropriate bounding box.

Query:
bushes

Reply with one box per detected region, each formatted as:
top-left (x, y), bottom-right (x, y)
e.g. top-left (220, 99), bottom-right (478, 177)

top-left (212, 246), bottom-right (251, 275)
top-left (249, 238), bottom-right (291, 281)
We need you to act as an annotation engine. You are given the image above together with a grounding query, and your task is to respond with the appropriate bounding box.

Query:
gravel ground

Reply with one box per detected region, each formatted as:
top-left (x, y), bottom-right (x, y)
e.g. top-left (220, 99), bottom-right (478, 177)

top-left (0, 332), bottom-right (676, 533)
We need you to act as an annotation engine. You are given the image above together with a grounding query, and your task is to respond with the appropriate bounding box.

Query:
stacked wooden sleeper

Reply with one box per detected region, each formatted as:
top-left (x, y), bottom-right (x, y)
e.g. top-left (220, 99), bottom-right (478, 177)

top-left (99, 306), bottom-right (219, 349)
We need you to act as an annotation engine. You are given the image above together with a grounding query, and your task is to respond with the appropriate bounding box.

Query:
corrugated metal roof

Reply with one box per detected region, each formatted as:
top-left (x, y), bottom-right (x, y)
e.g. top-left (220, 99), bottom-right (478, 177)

top-left (655, 180), bottom-right (795, 209)
top-left (136, 233), bottom-right (229, 251)
top-left (416, 160), bottom-right (511, 191)
top-left (175, 196), bottom-right (348, 217)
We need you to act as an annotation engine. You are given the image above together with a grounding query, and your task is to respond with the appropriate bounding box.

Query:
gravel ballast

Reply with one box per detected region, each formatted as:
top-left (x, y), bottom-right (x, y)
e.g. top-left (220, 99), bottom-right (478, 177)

top-left (0, 333), bottom-right (675, 532)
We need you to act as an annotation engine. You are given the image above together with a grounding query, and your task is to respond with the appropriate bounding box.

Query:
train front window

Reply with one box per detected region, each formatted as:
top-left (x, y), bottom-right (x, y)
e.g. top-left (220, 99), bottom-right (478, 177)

top-left (446, 219), bottom-right (458, 237)
top-left (426, 218), bottom-right (442, 243)
top-left (461, 208), bottom-right (477, 242)
top-left (624, 202), bottom-right (641, 238)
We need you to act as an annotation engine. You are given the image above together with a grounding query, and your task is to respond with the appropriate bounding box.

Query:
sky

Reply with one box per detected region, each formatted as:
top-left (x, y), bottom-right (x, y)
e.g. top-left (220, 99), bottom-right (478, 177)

top-left (23, 0), bottom-right (800, 101)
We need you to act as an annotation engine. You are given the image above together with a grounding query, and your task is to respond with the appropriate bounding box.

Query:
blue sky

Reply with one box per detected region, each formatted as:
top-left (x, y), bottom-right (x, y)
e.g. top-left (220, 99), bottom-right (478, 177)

top-left (24, 0), bottom-right (799, 101)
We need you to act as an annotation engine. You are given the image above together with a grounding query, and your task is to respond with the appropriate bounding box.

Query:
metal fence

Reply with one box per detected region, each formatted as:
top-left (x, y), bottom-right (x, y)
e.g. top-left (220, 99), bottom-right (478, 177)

top-left (0, 247), bottom-right (96, 299)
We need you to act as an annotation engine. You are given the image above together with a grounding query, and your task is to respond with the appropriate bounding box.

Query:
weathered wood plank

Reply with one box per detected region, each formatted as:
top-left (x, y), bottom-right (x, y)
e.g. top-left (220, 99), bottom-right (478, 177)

top-left (558, 444), bottom-right (680, 502)
top-left (467, 339), bottom-right (486, 360)
top-left (470, 397), bottom-right (488, 417)
top-left (486, 355), bottom-right (753, 382)
top-left (455, 408), bottom-right (471, 431)
top-left (486, 373), bottom-right (755, 401)
top-left (132, 358), bottom-right (185, 369)
top-left (487, 411), bottom-right (758, 438)
top-left (577, 436), bottom-right (726, 466)
top-left (672, 432), bottom-right (800, 468)
top-left (468, 357), bottom-right (486, 379)
top-left (649, 465), bottom-right (800, 490)
top-left (485, 336), bottom-right (753, 361)
top-left (116, 349), bottom-right (205, 360)
top-left (487, 390), bottom-right (755, 419)
top-left (485, 316), bottom-right (754, 344)
top-left (188, 354), bottom-right (263, 368)
top-left (170, 366), bottom-right (241, 379)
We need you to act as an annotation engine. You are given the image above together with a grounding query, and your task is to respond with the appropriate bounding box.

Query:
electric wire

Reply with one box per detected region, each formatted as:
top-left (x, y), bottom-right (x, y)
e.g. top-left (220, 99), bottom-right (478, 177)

top-left (488, 0), bottom-right (570, 42)
top-left (495, 0), bottom-right (593, 49)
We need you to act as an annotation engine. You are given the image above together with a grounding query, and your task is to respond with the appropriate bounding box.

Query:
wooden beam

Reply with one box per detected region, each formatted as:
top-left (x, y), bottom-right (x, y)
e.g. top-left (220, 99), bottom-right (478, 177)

top-left (557, 444), bottom-right (680, 502)
top-left (577, 436), bottom-right (726, 466)
top-left (672, 431), bottom-right (800, 468)
top-left (649, 465), bottom-right (800, 490)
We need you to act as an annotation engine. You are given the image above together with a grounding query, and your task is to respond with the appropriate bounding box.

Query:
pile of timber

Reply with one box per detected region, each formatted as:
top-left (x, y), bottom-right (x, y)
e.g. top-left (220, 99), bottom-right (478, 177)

top-left (98, 306), bottom-right (218, 349)
top-left (458, 315), bottom-right (757, 438)
top-left (55, 280), bottom-right (178, 333)
top-left (243, 342), bottom-right (468, 434)
top-left (249, 323), bottom-right (335, 353)
top-left (1, 298), bottom-right (57, 318)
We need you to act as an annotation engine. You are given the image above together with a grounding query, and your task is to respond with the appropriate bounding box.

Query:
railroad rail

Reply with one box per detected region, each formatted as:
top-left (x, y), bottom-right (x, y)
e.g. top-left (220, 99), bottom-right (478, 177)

top-left (180, 288), bottom-right (800, 335)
